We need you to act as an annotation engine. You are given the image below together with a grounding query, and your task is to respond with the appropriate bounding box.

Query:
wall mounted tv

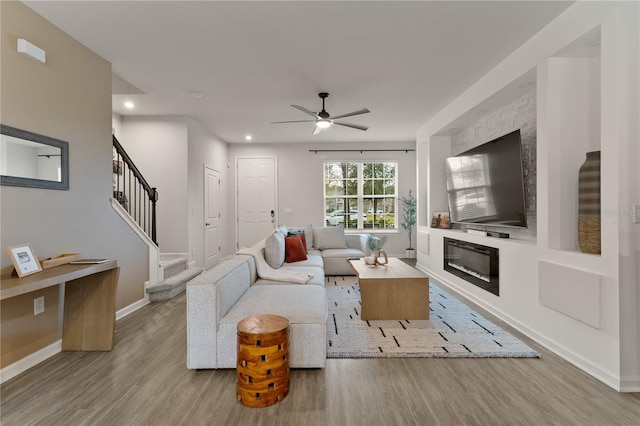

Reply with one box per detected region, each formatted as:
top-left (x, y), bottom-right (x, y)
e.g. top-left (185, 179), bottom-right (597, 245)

top-left (445, 129), bottom-right (527, 228)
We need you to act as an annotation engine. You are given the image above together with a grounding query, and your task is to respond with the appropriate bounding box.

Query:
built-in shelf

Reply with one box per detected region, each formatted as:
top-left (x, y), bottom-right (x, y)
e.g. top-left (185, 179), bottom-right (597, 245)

top-left (545, 26), bottom-right (602, 255)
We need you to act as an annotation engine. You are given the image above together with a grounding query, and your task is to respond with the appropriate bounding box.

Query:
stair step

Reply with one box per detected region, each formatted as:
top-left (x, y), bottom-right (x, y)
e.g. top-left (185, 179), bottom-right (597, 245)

top-left (161, 256), bottom-right (188, 280)
top-left (146, 266), bottom-right (203, 302)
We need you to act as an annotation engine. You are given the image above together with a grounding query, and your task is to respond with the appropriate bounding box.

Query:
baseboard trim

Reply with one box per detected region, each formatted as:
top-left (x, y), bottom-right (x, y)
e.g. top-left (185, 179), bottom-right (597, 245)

top-left (116, 297), bottom-right (149, 321)
top-left (619, 375), bottom-right (640, 392)
top-left (416, 264), bottom-right (625, 392)
top-left (0, 340), bottom-right (62, 384)
top-left (2, 297), bottom-right (149, 385)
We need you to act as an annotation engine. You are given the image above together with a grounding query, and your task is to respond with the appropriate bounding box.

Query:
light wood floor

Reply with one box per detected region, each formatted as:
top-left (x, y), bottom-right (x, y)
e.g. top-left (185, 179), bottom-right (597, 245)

top-left (2, 286), bottom-right (639, 426)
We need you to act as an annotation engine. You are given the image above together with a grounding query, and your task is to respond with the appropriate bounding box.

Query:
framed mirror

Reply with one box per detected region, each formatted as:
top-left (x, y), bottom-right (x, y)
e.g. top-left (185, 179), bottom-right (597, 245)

top-left (1, 124), bottom-right (69, 190)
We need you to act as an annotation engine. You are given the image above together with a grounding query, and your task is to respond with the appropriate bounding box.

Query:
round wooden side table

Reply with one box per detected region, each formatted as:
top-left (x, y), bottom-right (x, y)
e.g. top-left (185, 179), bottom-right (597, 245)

top-left (236, 314), bottom-right (290, 407)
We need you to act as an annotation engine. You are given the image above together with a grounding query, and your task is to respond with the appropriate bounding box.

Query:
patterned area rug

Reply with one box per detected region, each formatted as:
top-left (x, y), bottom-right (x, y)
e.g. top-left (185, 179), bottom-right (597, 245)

top-left (326, 276), bottom-right (539, 358)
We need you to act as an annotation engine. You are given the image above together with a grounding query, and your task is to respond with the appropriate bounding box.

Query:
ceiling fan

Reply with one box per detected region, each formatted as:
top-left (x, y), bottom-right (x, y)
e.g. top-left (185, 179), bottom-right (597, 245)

top-left (271, 92), bottom-right (370, 135)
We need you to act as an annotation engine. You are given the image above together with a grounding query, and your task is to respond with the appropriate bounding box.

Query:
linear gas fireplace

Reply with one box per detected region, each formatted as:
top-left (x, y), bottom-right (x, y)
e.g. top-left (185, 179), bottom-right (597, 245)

top-left (444, 237), bottom-right (499, 296)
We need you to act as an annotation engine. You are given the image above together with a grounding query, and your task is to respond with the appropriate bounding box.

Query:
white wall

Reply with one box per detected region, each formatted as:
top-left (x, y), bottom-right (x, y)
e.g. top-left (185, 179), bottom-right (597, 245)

top-left (5, 143), bottom-right (37, 178)
top-left (416, 1), bottom-right (639, 391)
top-left (227, 141), bottom-right (416, 257)
top-left (120, 117), bottom-right (189, 254)
top-left (115, 116), bottom-right (232, 267)
top-left (187, 118), bottom-right (231, 265)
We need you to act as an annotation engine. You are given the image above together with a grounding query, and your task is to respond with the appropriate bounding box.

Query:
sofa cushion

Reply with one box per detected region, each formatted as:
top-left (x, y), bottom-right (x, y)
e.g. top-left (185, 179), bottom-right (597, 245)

top-left (284, 253), bottom-right (323, 268)
top-left (264, 231), bottom-right (285, 268)
top-left (287, 225), bottom-right (314, 251)
top-left (321, 247), bottom-right (366, 259)
top-left (285, 235), bottom-right (307, 263)
top-left (313, 225), bottom-right (347, 250)
top-left (220, 285), bottom-right (328, 325)
top-left (254, 265), bottom-right (325, 286)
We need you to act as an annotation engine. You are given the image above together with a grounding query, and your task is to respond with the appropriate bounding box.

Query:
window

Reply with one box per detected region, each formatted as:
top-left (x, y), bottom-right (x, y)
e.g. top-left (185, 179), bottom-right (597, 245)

top-left (324, 162), bottom-right (397, 230)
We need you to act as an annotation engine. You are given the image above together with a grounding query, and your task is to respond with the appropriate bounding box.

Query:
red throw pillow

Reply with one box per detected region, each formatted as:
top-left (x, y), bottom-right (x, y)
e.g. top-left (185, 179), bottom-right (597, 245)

top-left (285, 235), bottom-right (308, 263)
top-left (288, 231), bottom-right (307, 253)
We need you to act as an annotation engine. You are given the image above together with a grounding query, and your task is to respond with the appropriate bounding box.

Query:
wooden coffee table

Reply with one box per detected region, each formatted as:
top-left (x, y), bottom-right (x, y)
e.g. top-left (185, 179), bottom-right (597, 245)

top-left (348, 257), bottom-right (429, 320)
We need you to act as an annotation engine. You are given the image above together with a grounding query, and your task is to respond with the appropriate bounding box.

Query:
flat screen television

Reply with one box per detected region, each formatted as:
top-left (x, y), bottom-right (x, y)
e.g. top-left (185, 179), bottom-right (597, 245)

top-left (445, 129), bottom-right (527, 228)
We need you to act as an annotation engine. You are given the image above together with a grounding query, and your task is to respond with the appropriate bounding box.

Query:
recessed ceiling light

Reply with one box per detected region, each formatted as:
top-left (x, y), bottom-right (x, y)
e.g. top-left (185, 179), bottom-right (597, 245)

top-left (190, 91), bottom-right (203, 99)
top-left (245, 135), bottom-right (253, 141)
top-left (124, 101), bottom-right (135, 109)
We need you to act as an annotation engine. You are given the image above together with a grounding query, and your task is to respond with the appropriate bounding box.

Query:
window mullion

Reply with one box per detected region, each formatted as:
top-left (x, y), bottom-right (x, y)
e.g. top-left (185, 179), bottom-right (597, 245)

top-left (357, 163), bottom-right (363, 229)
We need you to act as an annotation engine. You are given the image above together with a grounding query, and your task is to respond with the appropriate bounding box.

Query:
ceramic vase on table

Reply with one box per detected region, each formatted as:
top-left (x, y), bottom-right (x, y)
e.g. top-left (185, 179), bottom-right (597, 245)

top-left (578, 150), bottom-right (601, 254)
top-left (364, 255), bottom-right (376, 266)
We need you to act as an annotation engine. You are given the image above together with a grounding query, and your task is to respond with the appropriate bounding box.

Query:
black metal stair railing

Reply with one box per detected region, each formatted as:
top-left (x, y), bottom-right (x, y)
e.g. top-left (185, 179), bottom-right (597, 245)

top-left (112, 135), bottom-right (158, 246)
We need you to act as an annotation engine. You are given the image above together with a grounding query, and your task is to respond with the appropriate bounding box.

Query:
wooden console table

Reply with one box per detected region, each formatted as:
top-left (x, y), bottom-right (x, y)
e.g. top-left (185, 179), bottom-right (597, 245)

top-left (1, 260), bottom-right (120, 351)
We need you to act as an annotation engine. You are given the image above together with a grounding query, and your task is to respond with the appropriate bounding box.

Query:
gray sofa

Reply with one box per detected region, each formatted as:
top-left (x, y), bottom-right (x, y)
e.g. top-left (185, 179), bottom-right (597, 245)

top-left (186, 226), bottom-right (369, 369)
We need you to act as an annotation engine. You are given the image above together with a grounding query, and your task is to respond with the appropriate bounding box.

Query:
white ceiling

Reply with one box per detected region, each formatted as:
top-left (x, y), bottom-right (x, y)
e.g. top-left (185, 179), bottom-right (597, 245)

top-left (24, 1), bottom-right (573, 144)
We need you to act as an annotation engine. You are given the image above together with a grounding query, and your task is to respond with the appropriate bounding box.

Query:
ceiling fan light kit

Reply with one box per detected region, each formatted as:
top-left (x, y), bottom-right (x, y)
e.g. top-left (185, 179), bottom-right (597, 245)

top-left (316, 119), bottom-right (332, 129)
top-left (272, 92), bottom-right (370, 135)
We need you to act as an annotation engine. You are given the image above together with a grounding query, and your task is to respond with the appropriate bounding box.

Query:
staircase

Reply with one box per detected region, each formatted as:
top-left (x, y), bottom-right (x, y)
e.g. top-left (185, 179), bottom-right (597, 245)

top-left (111, 135), bottom-right (203, 303)
top-left (146, 255), bottom-right (203, 302)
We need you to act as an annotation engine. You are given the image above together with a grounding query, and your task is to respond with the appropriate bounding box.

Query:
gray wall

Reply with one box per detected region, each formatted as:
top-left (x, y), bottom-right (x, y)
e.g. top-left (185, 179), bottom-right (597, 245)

top-left (1, 2), bottom-right (148, 366)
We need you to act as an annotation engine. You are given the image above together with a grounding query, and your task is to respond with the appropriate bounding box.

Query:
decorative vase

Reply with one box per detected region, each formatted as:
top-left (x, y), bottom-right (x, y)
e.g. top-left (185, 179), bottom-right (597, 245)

top-left (364, 255), bottom-right (376, 266)
top-left (578, 151), bottom-right (601, 254)
top-left (405, 248), bottom-right (415, 259)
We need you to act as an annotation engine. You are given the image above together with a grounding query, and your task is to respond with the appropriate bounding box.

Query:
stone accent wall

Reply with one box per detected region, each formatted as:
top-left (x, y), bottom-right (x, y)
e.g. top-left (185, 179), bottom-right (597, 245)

top-left (450, 89), bottom-right (536, 240)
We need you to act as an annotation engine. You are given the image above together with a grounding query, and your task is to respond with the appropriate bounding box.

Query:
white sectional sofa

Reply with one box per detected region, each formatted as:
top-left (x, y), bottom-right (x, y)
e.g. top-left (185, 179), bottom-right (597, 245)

top-left (186, 225), bottom-right (370, 369)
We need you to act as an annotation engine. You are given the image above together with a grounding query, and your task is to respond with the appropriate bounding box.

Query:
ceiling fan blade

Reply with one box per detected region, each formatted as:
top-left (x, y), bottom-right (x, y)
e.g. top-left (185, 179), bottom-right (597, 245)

top-left (312, 125), bottom-right (325, 136)
top-left (291, 104), bottom-right (318, 118)
top-left (329, 108), bottom-right (370, 120)
top-left (333, 121), bottom-right (369, 131)
top-left (271, 120), bottom-right (316, 124)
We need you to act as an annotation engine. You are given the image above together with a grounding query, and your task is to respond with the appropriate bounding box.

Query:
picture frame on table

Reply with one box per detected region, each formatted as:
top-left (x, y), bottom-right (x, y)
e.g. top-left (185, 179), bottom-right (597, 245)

top-left (431, 211), bottom-right (452, 229)
top-left (6, 243), bottom-right (43, 278)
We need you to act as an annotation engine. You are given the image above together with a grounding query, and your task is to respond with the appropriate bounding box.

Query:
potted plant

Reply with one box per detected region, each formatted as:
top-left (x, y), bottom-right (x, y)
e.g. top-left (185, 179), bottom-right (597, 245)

top-left (400, 190), bottom-right (417, 259)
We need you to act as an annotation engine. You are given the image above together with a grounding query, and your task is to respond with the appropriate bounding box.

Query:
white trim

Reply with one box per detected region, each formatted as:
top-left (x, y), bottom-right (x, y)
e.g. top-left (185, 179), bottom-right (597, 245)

top-left (0, 340), bottom-right (62, 384)
top-left (1, 296), bottom-right (150, 384)
top-left (619, 376), bottom-right (640, 393)
top-left (416, 263), bottom-right (626, 392)
top-left (204, 164), bottom-right (221, 269)
top-left (234, 156), bottom-right (278, 250)
top-left (116, 297), bottom-right (149, 321)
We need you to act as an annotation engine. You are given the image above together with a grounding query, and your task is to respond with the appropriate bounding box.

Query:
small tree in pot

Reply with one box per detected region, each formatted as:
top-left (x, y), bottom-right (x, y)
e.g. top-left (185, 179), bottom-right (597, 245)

top-left (400, 190), bottom-right (417, 259)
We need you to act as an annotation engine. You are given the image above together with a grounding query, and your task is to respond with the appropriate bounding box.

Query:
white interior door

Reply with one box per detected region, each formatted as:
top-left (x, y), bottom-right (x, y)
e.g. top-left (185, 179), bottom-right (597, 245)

top-left (236, 157), bottom-right (277, 249)
top-left (204, 166), bottom-right (221, 269)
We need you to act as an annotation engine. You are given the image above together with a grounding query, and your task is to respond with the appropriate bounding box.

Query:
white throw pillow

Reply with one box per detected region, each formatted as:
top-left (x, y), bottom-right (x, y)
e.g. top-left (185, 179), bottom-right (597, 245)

top-left (288, 224), bottom-right (314, 250)
top-left (277, 225), bottom-right (288, 236)
top-left (313, 225), bottom-right (347, 250)
top-left (264, 231), bottom-right (285, 268)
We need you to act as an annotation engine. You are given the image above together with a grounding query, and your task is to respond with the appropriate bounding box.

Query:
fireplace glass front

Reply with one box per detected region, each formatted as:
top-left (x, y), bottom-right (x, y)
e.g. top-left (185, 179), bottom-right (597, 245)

top-left (443, 237), bottom-right (499, 296)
